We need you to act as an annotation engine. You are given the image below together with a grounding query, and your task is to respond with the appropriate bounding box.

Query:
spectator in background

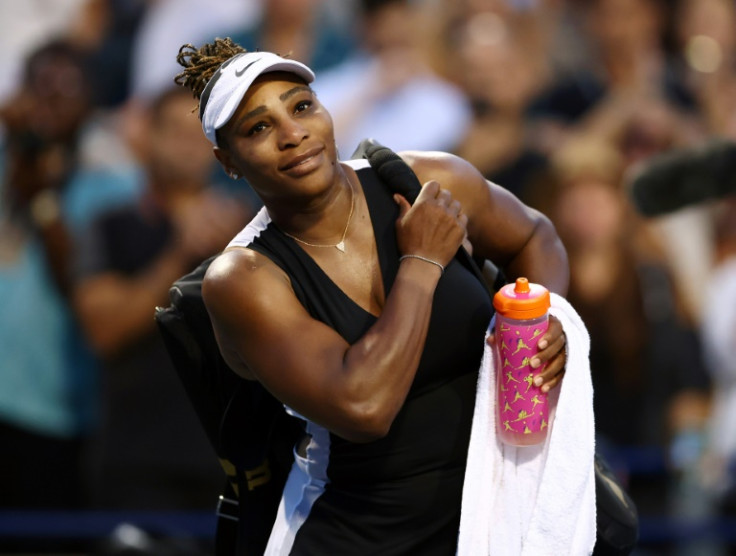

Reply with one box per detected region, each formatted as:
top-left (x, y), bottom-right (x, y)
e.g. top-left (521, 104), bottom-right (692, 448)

top-left (73, 86), bottom-right (252, 510)
top-left (636, 0), bottom-right (736, 327)
top-left (435, 0), bottom-right (590, 81)
top-left (528, 0), bottom-right (714, 326)
top-left (0, 0), bottom-right (88, 105)
top-left (0, 39), bottom-right (140, 509)
top-left (540, 135), bottom-right (710, 516)
top-left (0, 0), bottom-right (148, 111)
top-left (528, 0), bottom-right (702, 161)
top-left (120, 0), bottom-right (261, 203)
top-left (228, 0), bottom-right (356, 75)
top-left (67, 0), bottom-right (149, 110)
top-left (671, 0), bottom-right (736, 139)
top-left (129, 0), bottom-right (258, 103)
top-left (313, 0), bottom-right (472, 155)
top-left (450, 11), bottom-right (549, 202)
top-left (641, 0), bottom-right (736, 332)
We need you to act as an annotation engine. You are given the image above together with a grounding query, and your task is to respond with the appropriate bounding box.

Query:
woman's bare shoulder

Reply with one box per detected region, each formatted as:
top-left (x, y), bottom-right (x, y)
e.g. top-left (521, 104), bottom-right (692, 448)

top-left (398, 150), bottom-right (481, 186)
top-left (202, 247), bottom-right (300, 380)
top-left (397, 150), bottom-right (487, 199)
top-left (203, 247), bottom-right (289, 310)
top-left (398, 149), bottom-right (460, 172)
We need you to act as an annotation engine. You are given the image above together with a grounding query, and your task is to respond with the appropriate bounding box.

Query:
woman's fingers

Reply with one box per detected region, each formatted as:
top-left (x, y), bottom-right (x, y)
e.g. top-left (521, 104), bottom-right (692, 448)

top-left (487, 315), bottom-right (567, 393)
top-left (536, 315), bottom-right (563, 352)
top-left (486, 315), bottom-right (566, 393)
top-left (415, 180), bottom-right (441, 202)
top-left (486, 332), bottom-right (496, 347)
top-left (437, 188), bottom-right (452, 206)
top-left (537, 347), bottom-right (566, 392)
top-left (393, 193), bottom-right (411, 219)
top-left (395, 179), bottom-right (470, 270)
top-left (530, 315), bottom-right (567, 392)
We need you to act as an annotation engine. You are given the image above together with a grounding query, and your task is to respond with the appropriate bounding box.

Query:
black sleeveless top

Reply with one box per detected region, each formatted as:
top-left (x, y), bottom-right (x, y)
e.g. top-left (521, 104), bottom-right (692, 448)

top-left (238, 161), bottom-right (493, 555)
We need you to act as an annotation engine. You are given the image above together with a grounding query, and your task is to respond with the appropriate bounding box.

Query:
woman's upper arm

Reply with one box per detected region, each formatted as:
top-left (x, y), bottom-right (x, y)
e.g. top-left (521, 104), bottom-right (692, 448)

top-left (202, 248), bottom-right (358, 435)
top-left (403, 151), bottom-right (569, 294)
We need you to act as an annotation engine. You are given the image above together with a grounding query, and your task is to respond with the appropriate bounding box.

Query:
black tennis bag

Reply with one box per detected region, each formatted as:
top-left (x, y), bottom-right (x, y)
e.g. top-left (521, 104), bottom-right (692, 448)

top-left (155, 253), bottom-right (300, 555)
top-left (155, 139), bottom-right (638, 555)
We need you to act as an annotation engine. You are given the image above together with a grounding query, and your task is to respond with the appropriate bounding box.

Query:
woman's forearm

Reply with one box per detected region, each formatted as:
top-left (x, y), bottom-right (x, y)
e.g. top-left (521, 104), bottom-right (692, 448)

top-left (338, 258), bottom-right (442, 440)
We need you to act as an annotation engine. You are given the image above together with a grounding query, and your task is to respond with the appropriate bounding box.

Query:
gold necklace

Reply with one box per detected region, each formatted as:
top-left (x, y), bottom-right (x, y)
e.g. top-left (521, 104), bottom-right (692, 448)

top-left (282, 178), bottom-right (355, 253)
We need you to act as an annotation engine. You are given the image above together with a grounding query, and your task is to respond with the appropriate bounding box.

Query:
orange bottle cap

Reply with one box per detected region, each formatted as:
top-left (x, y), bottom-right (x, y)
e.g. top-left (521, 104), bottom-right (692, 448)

top-left (493, 277), bottom-right (550, 319)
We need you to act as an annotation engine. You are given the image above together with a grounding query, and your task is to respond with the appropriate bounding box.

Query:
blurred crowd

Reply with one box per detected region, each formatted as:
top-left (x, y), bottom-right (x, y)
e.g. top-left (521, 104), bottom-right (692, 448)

top-left (0, 0), bottom-right (735, 553)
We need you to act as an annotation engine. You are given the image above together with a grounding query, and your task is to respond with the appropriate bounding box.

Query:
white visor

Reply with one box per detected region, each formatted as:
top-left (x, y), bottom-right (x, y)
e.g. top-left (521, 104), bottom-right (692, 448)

top-left (199, 51), bottom-right (315, 145)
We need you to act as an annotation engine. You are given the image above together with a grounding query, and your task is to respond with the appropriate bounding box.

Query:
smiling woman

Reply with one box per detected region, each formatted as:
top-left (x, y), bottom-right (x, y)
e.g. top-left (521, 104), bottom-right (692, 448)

top-left (173, 37), bottom-right (574, 555)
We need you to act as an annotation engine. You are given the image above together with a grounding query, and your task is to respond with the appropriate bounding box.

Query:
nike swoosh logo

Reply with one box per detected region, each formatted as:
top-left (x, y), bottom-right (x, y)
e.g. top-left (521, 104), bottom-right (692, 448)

top-left (235, 60), bottom-right (258, 78)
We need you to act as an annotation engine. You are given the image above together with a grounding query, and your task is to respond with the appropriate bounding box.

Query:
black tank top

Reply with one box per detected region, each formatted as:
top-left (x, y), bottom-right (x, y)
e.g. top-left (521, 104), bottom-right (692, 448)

top-left (240, 161), bottom-right (493, 555)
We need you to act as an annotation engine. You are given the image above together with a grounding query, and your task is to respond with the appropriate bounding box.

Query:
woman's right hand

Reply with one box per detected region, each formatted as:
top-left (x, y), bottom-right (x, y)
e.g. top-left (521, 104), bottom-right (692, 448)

top-left (394, 180), bottom-right (468, 268)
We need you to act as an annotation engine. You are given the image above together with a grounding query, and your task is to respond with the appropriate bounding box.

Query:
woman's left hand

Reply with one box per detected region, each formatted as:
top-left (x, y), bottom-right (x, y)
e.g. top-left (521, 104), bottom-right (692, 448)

top-left (487, 315), bottom-right (567, 393)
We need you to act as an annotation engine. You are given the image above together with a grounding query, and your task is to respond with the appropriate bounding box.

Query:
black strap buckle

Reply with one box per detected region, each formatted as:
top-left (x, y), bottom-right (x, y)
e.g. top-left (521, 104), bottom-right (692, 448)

top-left (216, 495), bottom-right (240, 522)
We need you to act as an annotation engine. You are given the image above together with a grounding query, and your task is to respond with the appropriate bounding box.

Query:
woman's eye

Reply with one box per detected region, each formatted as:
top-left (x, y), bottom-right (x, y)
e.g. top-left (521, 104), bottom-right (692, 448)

top-left (248, 122), bottom-right (267, 136)
top-left (295, 100), bottom-right (312, 113)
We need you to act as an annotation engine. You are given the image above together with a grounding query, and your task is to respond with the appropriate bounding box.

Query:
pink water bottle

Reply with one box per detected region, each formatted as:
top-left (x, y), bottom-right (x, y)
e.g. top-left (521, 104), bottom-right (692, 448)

top-left (493, 277), bottom-right (551, 446)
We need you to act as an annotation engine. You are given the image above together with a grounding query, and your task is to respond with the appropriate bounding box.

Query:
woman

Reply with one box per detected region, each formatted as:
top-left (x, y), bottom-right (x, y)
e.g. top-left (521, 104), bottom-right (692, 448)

top-left (175, 38), bottom-right (569, 555)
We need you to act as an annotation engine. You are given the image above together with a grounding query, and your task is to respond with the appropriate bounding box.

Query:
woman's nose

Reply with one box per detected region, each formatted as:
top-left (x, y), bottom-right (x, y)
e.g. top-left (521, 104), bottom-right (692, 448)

top-left (278, 117), bottom-right (308, 149)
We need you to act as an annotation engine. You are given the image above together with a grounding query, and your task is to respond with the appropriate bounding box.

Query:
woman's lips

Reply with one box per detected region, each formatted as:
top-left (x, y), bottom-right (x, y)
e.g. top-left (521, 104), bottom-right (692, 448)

top-left (280, 146), bottom-right (324, 175)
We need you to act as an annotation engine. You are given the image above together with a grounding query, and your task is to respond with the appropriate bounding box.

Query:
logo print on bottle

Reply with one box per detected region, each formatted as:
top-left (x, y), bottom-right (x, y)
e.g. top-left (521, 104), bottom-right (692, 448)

top-left (498, 323), bottom-right (549, 435)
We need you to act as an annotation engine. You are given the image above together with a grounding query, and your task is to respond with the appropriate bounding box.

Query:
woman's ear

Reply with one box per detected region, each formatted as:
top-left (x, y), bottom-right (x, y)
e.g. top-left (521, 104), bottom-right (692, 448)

top-left (213, 146), bottom-right (240, 180)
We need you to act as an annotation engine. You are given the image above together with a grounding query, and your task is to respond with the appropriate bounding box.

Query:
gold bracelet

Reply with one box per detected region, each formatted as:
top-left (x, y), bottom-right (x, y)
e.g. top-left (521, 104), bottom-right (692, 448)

top-left (399, 254), bottom-right (445, 275)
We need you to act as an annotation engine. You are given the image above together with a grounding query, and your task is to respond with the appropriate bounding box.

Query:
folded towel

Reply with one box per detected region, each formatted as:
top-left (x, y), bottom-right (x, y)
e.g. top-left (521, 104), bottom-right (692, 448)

top-left (457, 293), bottom-right (596, 555)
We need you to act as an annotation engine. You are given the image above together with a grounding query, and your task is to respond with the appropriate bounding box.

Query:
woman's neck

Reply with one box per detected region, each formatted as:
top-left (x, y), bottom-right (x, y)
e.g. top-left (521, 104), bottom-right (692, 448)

top-left (268, 163), bottom-right (357, 243)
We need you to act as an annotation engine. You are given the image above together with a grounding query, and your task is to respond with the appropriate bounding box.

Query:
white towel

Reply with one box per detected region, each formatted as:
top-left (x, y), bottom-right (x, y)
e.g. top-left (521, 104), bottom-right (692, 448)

top-left (457, 293), bottom-right (597, 555)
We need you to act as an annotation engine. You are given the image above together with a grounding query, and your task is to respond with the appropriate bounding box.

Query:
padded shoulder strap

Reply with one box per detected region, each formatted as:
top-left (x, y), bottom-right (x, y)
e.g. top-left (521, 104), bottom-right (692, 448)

top-left (352, 138), bottom-right (423, 203)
